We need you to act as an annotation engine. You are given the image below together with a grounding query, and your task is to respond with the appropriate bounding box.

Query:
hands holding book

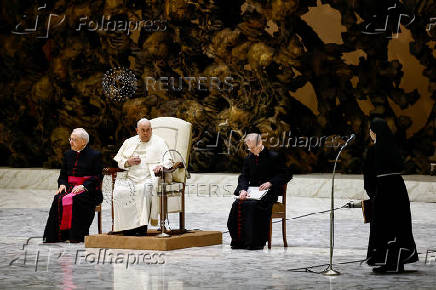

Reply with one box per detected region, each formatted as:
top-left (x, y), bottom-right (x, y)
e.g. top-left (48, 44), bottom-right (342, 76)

top-left (239, 190), bottom-right (249, 200)
top-left (239, 182), bottom-right (272, 200)
top-left (259, 182), bottom-right (272, 191)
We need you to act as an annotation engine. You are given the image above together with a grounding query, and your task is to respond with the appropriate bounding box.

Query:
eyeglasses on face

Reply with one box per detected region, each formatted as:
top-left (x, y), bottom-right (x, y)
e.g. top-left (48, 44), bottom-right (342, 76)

top-left (246, 143), bottom-right (261, 151)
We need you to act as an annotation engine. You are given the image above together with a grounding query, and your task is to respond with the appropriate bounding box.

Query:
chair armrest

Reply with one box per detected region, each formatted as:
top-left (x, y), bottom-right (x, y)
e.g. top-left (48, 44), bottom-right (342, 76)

top-left (162, 162), bottom-right (184, 173)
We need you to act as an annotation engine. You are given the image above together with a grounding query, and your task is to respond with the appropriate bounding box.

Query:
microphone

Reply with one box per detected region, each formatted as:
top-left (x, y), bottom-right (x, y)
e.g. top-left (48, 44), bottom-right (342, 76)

top-left (346, 134), bottom-right (356, 143)
top-left (344, 200), bottom-right (362, 208)
top-left (341, 134), bottom-right (356, 149)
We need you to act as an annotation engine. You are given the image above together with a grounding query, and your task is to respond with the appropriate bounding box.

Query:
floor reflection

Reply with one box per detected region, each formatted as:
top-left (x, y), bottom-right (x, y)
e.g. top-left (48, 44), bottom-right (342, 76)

top-left (114, 263), bottom-right (183, 290)
top-left (1, 196), bottom-right (436, 289)
top-left (60, 255), bottom-right (76, 289)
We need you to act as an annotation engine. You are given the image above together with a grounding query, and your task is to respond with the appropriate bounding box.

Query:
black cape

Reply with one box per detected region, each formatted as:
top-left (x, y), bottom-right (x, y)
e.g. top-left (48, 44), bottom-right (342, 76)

top-left (227, 147), bottom-right (292, 249)
top-left (43, 146), bottom-right (103, 242)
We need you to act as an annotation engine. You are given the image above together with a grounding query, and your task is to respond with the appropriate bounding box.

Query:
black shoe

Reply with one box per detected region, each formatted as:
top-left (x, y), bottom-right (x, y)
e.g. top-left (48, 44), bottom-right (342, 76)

top-left (107, 231), bottom-right (124, 236)
top-left (135, 225), bottom-right (148, 236)
top-left (373, 264), bottom-right (404, 274)
top-left (372, 266), bottom-right (388, 273)
top-left (389, 264), bottom-right (404, 273)
top-left (122, 229), bottom-right (137, 236)
top-left (247, 246), bottom-right (264, 250)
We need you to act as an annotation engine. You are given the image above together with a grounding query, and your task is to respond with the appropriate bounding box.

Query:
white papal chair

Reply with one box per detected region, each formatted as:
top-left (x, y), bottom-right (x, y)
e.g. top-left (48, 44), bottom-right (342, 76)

top-left (150, 117), bottom-right (192, 231)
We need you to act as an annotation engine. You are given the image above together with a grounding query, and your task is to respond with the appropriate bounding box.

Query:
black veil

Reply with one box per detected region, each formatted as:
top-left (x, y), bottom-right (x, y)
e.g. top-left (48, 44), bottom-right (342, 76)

top-left (370, 118), bottom-right (403, 175)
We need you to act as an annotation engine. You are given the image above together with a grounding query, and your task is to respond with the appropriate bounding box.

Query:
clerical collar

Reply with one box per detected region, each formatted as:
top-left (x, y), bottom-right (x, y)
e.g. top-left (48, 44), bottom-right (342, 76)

top-left (74, 145), bottom-right (87, 153)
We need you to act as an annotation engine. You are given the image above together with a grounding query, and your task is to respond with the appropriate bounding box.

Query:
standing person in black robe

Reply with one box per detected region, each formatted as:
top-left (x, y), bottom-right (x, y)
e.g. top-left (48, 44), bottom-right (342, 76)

top-left (43, 128), bottom-right (103, 243)
top-left (363, 118), bottom-right (418, 273)
top-left (227, 133), bottom-right (292, 250)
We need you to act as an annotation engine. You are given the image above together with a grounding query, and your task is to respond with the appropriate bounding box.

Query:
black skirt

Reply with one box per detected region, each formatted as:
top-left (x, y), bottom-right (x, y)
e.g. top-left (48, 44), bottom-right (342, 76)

top-left (366, 175), bottom-right (418, 267)
top-left (227, 197), bottom-right (274, 250)
top-left (43, 193), bottom-right (96, 243)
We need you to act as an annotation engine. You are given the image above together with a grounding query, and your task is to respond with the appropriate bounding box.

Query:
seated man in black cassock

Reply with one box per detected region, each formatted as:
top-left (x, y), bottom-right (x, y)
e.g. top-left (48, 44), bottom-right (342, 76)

top-left (43, 128), bottom-right (103, 243)
top-left (227, 132), bottom-right (292, 250)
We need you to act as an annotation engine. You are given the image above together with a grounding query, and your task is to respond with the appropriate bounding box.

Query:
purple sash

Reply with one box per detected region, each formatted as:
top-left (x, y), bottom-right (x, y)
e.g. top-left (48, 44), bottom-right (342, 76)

top-left (59, 176), bottom-right (92, 231)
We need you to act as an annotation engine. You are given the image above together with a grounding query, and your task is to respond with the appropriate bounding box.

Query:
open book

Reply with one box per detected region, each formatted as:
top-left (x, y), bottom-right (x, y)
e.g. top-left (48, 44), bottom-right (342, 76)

top-left (235, 186), bottom-right (268, 200)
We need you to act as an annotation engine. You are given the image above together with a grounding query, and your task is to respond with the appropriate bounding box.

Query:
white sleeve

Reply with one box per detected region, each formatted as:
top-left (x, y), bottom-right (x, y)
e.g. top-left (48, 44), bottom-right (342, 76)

top-left (114, 141), bottom-right (128, 170)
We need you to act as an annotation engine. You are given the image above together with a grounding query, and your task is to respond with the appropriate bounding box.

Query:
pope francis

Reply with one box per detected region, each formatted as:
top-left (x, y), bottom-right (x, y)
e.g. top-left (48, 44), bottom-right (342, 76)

top-left (112, 118), bottom-right (173, 235)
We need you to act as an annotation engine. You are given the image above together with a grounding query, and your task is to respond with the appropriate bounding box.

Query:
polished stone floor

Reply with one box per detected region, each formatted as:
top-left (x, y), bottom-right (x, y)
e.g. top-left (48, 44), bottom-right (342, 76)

top-left (1, 191), bottom-right (436, 289)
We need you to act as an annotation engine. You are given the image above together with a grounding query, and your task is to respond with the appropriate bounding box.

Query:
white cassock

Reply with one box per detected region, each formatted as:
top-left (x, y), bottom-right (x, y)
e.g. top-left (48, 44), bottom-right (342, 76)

top-left (113, 134), bottom-right (173, 231)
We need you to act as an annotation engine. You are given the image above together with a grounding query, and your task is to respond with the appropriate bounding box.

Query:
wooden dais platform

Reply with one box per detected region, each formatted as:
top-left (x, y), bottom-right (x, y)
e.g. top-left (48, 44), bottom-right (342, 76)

top-left (85, 230), bottom-right (222, 251)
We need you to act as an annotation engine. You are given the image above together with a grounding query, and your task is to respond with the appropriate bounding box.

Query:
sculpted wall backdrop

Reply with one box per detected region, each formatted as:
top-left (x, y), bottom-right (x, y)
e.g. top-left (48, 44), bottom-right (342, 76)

top-left (0, 0), bottom-right (435, 173)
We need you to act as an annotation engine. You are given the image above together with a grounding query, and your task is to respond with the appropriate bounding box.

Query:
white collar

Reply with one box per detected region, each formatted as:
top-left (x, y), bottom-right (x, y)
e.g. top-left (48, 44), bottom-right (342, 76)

top-left (138, 135), bottom-right (153, 144)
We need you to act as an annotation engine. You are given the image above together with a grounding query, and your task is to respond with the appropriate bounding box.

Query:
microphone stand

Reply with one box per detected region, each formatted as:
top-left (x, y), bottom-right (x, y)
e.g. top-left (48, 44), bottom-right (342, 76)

top-left (157, 165), bottom-right (170, 238)
top-left (156, 149), bottom-right (189, 238)
top-left (321, 139), bottom-right (352, 276)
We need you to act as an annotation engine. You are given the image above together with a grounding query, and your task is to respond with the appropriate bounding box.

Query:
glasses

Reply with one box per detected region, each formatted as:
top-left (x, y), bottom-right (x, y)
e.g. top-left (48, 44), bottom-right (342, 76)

top-left (246, 144), bottom-right (261, 151)
top-left (68, 138), bottom-right (79, 142)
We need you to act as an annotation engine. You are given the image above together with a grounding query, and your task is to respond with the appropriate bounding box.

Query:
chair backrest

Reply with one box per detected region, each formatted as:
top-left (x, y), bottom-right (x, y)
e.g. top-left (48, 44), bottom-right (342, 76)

top-left (150, 117), bottom-right (192, 183)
